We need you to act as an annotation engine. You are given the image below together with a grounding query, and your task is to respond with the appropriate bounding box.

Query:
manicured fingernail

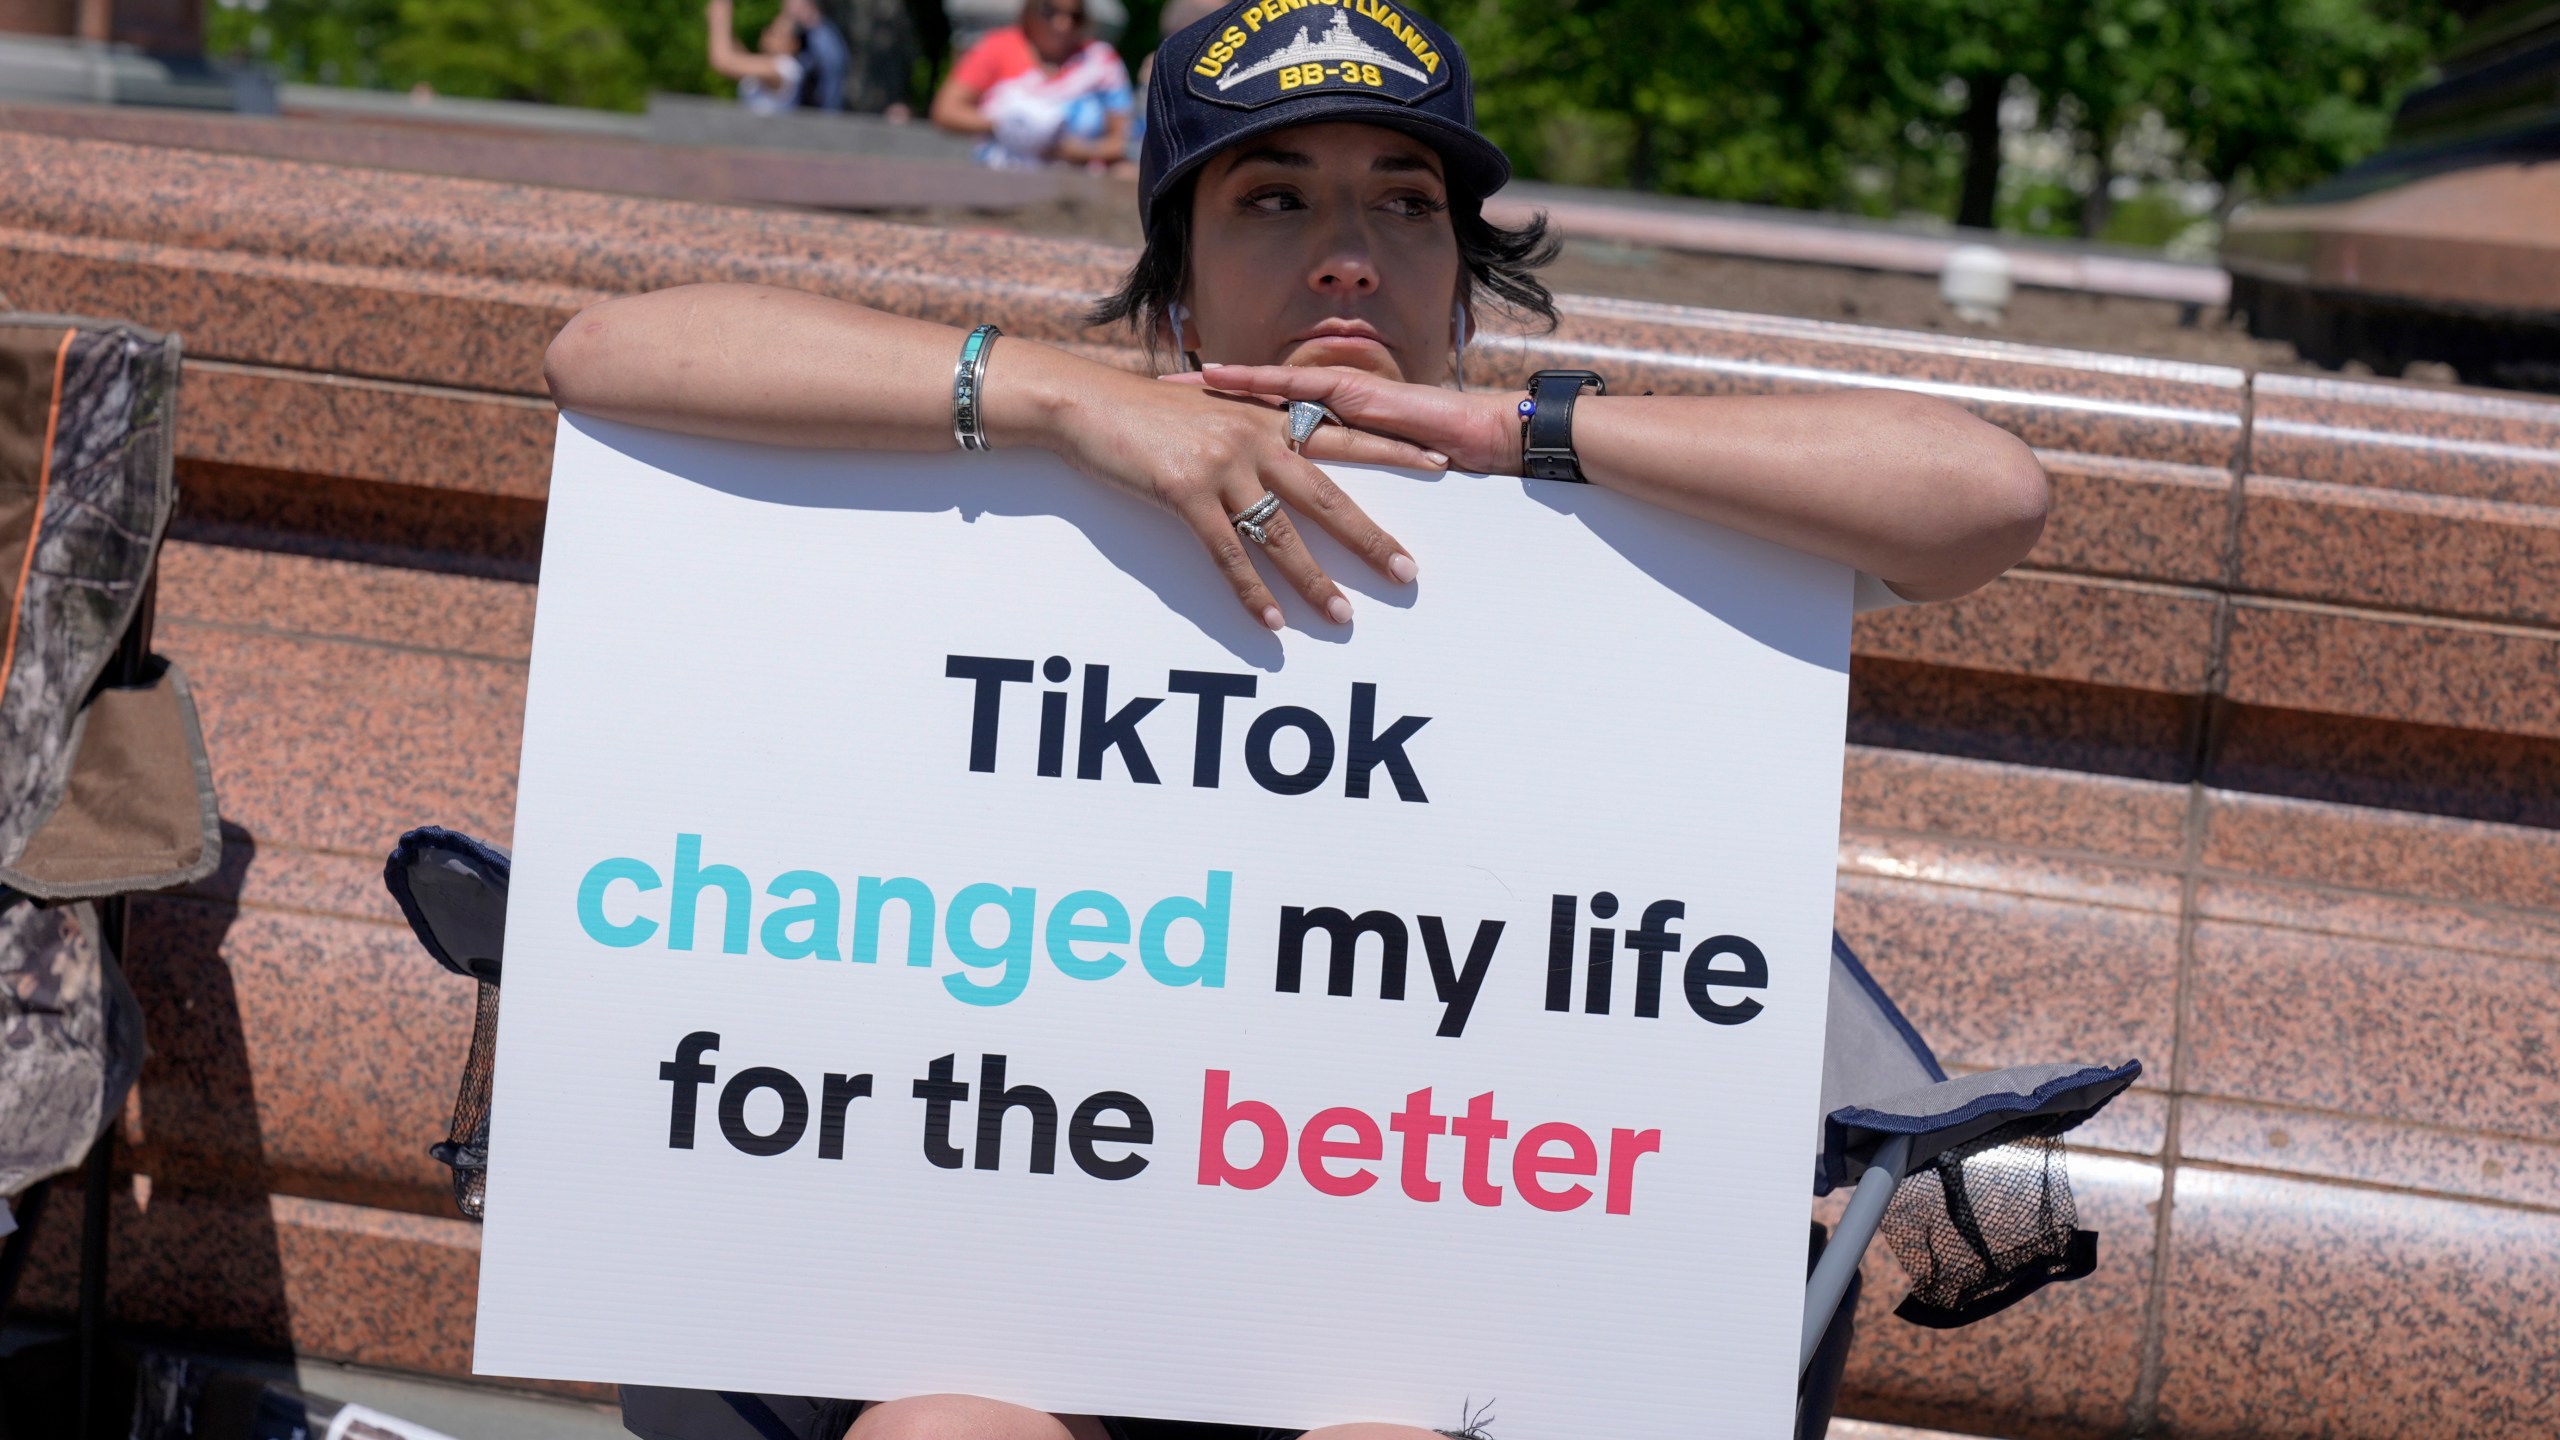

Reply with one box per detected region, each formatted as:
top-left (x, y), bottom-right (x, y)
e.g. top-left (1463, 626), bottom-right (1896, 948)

top-left (1389, 553), bottom-right (1417, 584)
top-left (1425, 451), bottom-right (1449, 467)
top-left (1327, 595), bottom-right (1354, 624)
top-left (1261, 605), bottom-right (1285, 631)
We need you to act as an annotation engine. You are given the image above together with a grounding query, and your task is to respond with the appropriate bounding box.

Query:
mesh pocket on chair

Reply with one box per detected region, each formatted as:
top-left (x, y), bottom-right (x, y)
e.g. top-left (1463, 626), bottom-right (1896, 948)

top-left (428, 977), bottom-right (498, 1219)
top-left (1879, 1118), bottom-right (2097, 1328)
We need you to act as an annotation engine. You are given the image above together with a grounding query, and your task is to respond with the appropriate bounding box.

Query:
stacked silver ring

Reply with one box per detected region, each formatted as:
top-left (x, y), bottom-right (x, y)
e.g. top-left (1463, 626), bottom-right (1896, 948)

top-left (1285, 400), bottom-right (1337, 453)
top-left (1230, 493), bottom-right (1282, 545)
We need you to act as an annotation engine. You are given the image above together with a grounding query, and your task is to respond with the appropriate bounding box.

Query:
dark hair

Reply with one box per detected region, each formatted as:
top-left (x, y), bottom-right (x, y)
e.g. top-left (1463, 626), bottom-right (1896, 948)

top-left (1087, 170), bottom-right (1560, 366)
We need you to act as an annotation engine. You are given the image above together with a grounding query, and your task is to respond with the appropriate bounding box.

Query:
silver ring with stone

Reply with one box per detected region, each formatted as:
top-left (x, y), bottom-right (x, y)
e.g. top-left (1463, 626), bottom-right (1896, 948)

top-left (1285, 400), bottom-right (1338, 453)
top-left (1230, 493), bottom-right (1282, 545)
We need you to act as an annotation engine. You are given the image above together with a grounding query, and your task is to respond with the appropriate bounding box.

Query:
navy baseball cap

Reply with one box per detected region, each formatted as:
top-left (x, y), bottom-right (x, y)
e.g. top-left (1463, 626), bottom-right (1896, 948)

top-left (1137, 0), bottom-right (1511, 231)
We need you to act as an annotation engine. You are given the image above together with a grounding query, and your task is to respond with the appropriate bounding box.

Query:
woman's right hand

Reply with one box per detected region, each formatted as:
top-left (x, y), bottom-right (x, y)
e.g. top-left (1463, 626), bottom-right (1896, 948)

top-left (547, 286), bottom-right (1430, 630)
top-left (1031, 368), bottom-right (1431, 631)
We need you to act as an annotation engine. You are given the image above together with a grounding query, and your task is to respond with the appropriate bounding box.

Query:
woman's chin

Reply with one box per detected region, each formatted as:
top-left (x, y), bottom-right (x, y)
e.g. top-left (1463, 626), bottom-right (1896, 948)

top-left (1283, 337), bottom-right (1404, 381)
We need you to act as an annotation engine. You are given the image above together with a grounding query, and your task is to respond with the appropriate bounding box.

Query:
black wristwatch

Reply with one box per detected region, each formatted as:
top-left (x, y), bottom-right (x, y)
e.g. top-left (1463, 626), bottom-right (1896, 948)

top-left (1517, 370), bottom-right (1607, 481)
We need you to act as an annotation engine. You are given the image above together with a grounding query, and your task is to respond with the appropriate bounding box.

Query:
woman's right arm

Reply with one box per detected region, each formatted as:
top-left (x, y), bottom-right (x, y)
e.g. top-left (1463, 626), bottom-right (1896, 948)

top-left (548, 283), bottom-right (1029, 450)
top-left (704, 0), bottom-right (786, 83)
top-left (544, 283), bottom-right (1423, 627)
top-left (930, 75), bottom-right (995, 134)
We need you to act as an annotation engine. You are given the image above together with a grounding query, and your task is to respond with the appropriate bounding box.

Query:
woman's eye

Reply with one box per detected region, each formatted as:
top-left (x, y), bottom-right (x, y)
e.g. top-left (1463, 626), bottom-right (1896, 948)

top-left (1382, 193), bottom-right (1447, 220)
top-left (1240, 188), bottom-right (1306, 213)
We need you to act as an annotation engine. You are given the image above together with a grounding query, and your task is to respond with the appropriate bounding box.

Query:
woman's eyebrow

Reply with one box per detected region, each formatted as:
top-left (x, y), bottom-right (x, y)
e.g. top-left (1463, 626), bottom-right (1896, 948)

top-left (1372, 153), bottom-right (1443, 177)
top-left (1227, 146), bottom-right (1314, 170)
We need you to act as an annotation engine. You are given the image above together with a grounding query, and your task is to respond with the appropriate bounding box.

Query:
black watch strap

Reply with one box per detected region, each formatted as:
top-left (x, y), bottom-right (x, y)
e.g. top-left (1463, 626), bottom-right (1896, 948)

top-left (1520, 370), bottom-right (1607, 481)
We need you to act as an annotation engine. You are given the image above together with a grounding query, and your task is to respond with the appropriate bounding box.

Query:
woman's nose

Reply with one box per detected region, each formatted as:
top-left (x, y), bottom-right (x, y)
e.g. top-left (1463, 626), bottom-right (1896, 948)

top-left (1308, 255), bottom-right (1379, 296)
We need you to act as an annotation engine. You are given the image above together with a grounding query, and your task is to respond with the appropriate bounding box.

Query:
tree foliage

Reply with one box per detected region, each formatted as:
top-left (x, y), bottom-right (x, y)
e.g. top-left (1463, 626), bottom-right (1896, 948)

top-left (2151, 0), bottom-right (2441, 200)
top-left (1441, 0), bottom-right (2451, 231)
top-left (208, 0), bottom-right (781, 109)
top-left (213, 0), bottom-right (2452, 230)
top-left (377, 0), bottom-right (644, 108)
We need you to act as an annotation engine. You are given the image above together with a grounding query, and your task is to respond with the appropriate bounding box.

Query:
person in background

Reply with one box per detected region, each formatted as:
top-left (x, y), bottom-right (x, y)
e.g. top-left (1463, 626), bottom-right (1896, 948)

top-left (835, 0), bottom-right (923, 118)
top-left (1127, 0), bottom-right (1217, 157)
top-left (794, 0), bottom-right (856, 110)
top-left (930, 0), bottom-right (1132, 168)
top-left (708, 0), bottom-right (853, 115)
top-left (707, 0), bottom-right (807, 116)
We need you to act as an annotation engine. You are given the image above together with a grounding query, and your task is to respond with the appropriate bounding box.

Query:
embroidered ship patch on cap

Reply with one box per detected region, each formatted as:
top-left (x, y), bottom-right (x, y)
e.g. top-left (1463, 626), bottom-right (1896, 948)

top-left (1186, 0), bottom-right (1450, 109)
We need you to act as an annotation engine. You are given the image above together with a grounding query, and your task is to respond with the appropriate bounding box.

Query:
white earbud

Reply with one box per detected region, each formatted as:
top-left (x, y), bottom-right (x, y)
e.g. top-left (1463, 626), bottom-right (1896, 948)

top-left (1167, 299), bottom-right (1202, 372)
top-left (1450, 301), bottom-right (1470, 391)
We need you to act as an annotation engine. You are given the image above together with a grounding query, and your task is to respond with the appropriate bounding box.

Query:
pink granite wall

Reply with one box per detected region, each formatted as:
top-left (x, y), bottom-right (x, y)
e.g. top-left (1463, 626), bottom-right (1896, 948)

top-left (4, 125), bottom-right (2558, 1437)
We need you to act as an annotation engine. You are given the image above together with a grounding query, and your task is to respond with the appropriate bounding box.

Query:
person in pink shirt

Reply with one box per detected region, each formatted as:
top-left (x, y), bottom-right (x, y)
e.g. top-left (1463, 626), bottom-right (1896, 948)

top-left (931, 0), bottom-right (1134, 168)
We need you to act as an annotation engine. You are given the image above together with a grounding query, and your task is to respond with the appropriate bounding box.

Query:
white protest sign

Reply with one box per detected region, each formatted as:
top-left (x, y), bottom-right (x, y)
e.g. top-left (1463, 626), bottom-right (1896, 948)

top-left (476, 414), bottom-right (1853, 1440)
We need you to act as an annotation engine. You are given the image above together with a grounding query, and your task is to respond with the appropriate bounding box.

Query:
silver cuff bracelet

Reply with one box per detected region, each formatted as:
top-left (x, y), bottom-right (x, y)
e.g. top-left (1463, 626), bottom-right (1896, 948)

top-left (952, 324), bottom-right (1001, 451)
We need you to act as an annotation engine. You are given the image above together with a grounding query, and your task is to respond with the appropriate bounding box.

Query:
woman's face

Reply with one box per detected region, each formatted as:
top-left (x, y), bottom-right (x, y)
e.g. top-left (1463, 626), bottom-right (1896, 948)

top-left (1182, 122), bottom-right (1463, 385)
top-left (1025, 0), bottom-right (1088, 63)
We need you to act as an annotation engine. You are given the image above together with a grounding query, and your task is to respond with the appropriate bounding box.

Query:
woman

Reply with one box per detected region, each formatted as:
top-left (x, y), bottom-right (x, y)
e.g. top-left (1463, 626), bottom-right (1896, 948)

top-left (707, 0), bottom-right (809, 117)
top-left (930, 0), bottom-right (1134, 169)
top-left (564, 5), bottom-right (2043, 1438)
top-left (558, 14), bottom-right (2040, 634)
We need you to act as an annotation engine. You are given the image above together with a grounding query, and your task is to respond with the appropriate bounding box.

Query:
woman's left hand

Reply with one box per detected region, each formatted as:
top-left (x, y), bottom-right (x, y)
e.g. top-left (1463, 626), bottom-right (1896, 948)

top-left (1175, 365), bottom-right (1523, 476)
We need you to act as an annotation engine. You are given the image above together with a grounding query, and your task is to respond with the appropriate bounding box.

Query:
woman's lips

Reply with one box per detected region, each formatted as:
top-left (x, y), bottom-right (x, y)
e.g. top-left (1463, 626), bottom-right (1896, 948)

top-left (1291, 319), bottom-right (1387, 346)
top-left (1285, 333), bottom-right (1399, 378)
top-left (1288, 335), bottom-right (1392, 366)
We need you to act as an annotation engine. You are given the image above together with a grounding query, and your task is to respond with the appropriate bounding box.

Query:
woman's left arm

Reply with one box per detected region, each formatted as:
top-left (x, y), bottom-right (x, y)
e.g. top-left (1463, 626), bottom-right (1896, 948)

top-left (1567, 389), bottom-right (2047, 600)
top-left (1191, 367), bottom-right (2048, 601)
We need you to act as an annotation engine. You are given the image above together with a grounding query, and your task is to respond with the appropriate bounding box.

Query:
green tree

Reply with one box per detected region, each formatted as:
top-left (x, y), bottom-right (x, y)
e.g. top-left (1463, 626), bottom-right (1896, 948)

top-left (2042, 0), bottom-right (2178, 235)
top-left (1446, 0), bottom-right (2450, 233)
top-left (1440, 0), bottom-right (1889, 206)
top-left (1861, 0), bottom-right (2072, 227)
top-left (2151, 0), bottom-right (2446, 207)
top-left (207, 0), bottom-right (757, 107)
top-left (1855, 0), bottom-right (2188, 233)
top-left (378, 0), bottom-right (647, 108)
top-left (209, 0), bottom-right (402, 89)
top-left (213, 0), bottom-right (2454, 230)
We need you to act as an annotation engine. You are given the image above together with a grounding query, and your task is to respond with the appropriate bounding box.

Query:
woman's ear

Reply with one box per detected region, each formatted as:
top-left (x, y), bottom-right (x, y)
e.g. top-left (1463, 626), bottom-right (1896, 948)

top-left (1166, 299), bottom-right (1202, 371)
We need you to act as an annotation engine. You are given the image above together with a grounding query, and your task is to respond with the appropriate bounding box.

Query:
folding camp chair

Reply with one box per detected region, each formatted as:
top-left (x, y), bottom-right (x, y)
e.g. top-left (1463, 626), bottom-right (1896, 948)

top-left (1799, 942), bottom-right (2138, 1432)
top-left (0, 314), bottom-right (224, 1434)
top-left (386, 827), bottom-right (2139, 1440)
